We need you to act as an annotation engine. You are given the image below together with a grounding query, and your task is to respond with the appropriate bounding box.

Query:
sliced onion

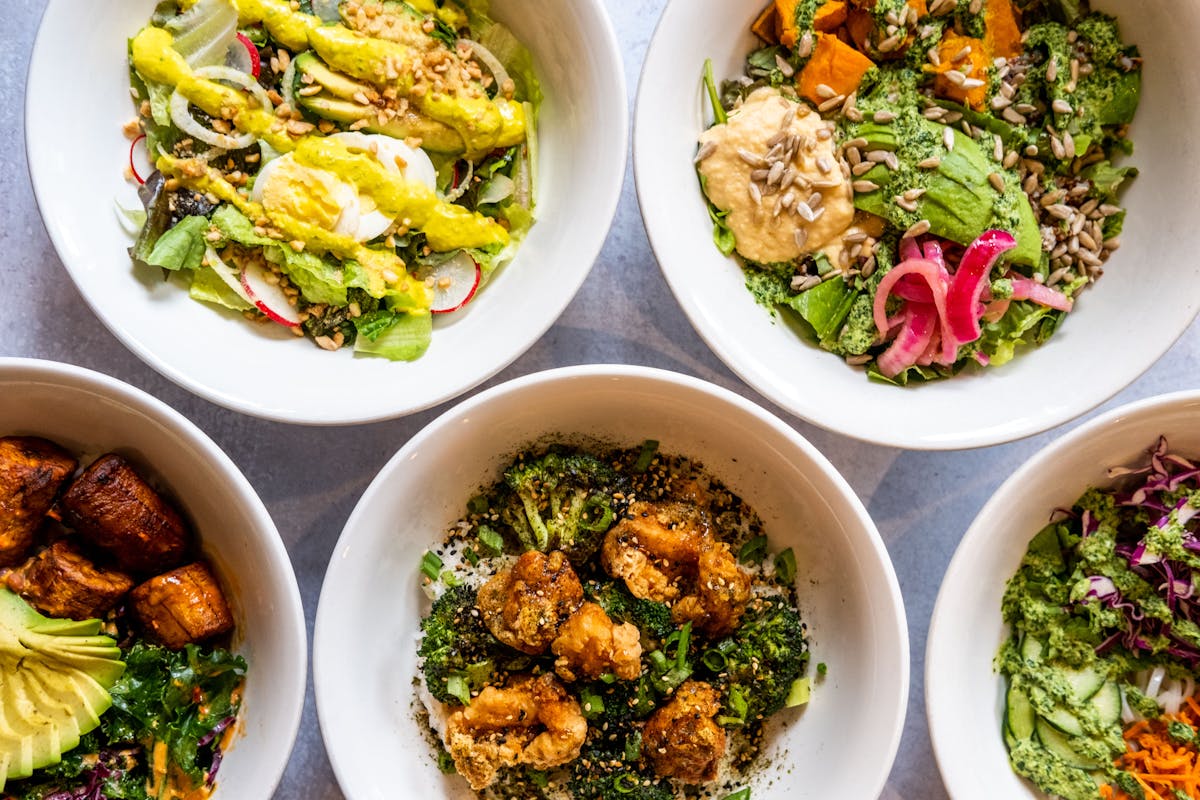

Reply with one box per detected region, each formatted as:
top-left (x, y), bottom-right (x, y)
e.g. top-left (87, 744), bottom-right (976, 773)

top-left (204, 246), bottom-right (253, 304)
top-left (457, 38), bottom-right (510, 93)
top-left (444, 158), bottom-right (473, 203)
top-left (945, 229), bottom-right (1017, 345)
top-left (168, 0), bottom-right (239, 68)
top-left (478, 174), bottom-right (514, 205)
top-left (877, 302), bottom-right (938, 378)
top-left (280, 52), bottom-right (299, 110)
top-left (310, 0), bottom-right (342, 21)
top-left (169, 66), bottom-right (271, 151)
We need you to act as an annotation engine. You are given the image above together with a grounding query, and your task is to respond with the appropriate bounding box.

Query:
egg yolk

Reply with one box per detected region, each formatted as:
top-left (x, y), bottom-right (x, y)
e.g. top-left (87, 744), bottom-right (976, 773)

top-left (258, 158), bottom-right (350, 232)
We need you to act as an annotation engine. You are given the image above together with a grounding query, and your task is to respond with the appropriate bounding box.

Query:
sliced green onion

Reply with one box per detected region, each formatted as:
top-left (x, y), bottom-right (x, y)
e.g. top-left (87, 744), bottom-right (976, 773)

top-left (703, 59), bottom-right (728, 125)
top-left (817, 661), bottom-right (828, 677)
top-left (599, 671), bottom-right (618, 684)
top-left (440, 569), bottom-right (463, 587)
top-left (738, 535), bottom-right (768, 565)
top-left (420, 550), bottom-right (443, 580)
top-left (614, 773), bottom-right (640, 794)
top-left (774, 547), bottom-right (797, 585)
top-left (633, 439), bottom-right (660, 473)
top-left (476, 524), bottom-right (504, 556)
top-left (465, 660), bottom-right (494, 686)
top-left (786, 676), bottom-right (811, 708)
top-left (445, 673), bottom-right (471, 705)
top-left (526, 770), bottom-right (549, 788)
top-left (436, 748), bottom-right (456, 774)
top-left (580, 685), bottom-right (605, 719)
top-left (724, 788), bottom-right (751, 800)
top-left (701, 649), bottom-right (728, 672)
top-left (463, 547), bottom-right (480, 566)
top-left (624, 730), bottom-right (642, 761)
top-left (467, 494), bottom-right (490, 514)
top-left (580, 495), bottom-right (616, 531)
top-left (648, 650), bottom-right (669, 672)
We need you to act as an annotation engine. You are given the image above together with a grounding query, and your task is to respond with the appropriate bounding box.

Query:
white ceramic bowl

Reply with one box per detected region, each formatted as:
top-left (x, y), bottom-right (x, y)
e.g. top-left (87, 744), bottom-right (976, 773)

top-left (313, 364), bottom-right (908, 800)
top-left (634, 0), bottom-right (1200, 450)
top-left (26, 2), bottom-right (626, 424)
top-left (926, 390), bottom-right (1200, 798)
top-left (0, 357), bottom-right (306, 798)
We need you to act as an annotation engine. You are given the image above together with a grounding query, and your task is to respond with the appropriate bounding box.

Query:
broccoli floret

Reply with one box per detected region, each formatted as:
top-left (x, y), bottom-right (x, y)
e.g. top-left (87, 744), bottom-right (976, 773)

top-left (567, 742), bottom-right (673, 800)
top-left (585, 580), bottom-right (675, 640)
top-left (702, 596), bottom-right (809, 723)
top-left (419, 585), bottom-right (520, 705)
top-left (499, 449), bottom-right (623, 562)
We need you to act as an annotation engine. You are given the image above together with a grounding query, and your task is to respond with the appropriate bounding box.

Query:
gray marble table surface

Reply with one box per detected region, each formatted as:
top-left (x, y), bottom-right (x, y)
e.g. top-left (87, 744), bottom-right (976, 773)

top-left (3, 2), bottom-right (1197, 798)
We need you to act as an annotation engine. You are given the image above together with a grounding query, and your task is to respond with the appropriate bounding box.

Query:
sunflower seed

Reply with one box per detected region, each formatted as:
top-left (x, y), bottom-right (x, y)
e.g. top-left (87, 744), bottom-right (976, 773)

top-left (694, 142), bottom-right (716, 163)
top-left (792, 274), bottom-right (822, 291)
top-left (993, 136), bottom-right (1004, 161)
top-left (775, 53), bottom-right (795, 78)
top-left (918, 156), bottom-right (942, 169)
top-left (988, 172), bottom-right (1005, 192)
top-left (944, 69), bottom-right (968, 87)
top-left (961, 77), bottom-right (986, 89)
top-left (878, 34), bottom-right (902, 53)
top-left (1046, 58), bottom-right (1058, 83)
top-left (779, 105), bottom-right (798, 131)
top-left (844, 107), bottom-right (864, 122)
top-left (903, 187), bottom-right (927, 201)
top-left (1062, 131), bottom-right (1075, 158)
top-left (860, 257), bottom-right (878, 278)
top-left (798, 32), bottom-right (814, 58)
top-left (1045, 203), bottom-right (1073, 220)
top-left (751, 168), bottom-right (769, 181)
top-left (1003, 150), bottom-right (1020, 169)
top-left (969, 0), bottom-right (982, 13)
top-left (795, 201), bottom-right (816, 222)
top-left (811, 206), bottom-right (826, 221)
top-left (738, 148), bottom-right (766, 167)
top-left (815, 83), bottom-right (838, 100)
top-left (808, 192), bottom-right (824, 208)
top-left (766, 131), bottom-right (787, 149)
top-left (816, 156), bottom-right (833, 174)
top-left (793, 228), bottom-right (809, 250)
top-left (749, 183), bottom-right (762, 205)
top-left (852, 181), bottom-right (879, 194)
top-left (943, 127), bottom-right (955, 151)
top-left (904, 220), bottom-right (932, 239)
top-left (928, 47), bottom-right (943, 66)
top-left (1046, 267), bottom-right (1070, 287)
top-left (873, 110), bottom-right (897, 123)
top-left (866, 150), bottom-right (890, 163)
top-left (852, 161), bottom-right (874, 176)
top-left (885, 152), bottom-right (900, 171)
top-left (1002, 107), bottom-right (1028, 125)
top-left (991, 95), bottom-right (1013, 110)
top-left (817, 94), bottom-right (846, 113)
top-left (924, 106), bottom-right (946, 120)
top-left (1099, 204), bottom-right (1122, 217)
top-left (1052, 99), bottom-right (1073, 115)
top-left (1103, 237), bottom-right (1121, 250)
top-left (767, 162), bottom-right (785, 186)
top-left (895, 196), bottom-right (919, 212)
top-left (781, 190), bottom-right (796, 210)
top-left (845, 147), bottom-right (862, 166)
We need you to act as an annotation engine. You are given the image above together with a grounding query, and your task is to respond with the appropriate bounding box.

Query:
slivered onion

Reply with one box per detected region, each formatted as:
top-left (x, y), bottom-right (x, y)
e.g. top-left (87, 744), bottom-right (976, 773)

top-left (280, 55), bottom-right (299, 111)
top-left (168, 65), bottom-right (272, 151)
top-left (457, 38), bottom-right (510, 93)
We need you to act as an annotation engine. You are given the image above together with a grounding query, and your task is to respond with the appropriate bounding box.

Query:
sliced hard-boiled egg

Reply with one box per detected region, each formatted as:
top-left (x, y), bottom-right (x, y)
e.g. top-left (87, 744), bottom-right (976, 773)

top-left (326, 132), bottom-right (437, 241)
top-left (249, 132), bottom-right (438, 243)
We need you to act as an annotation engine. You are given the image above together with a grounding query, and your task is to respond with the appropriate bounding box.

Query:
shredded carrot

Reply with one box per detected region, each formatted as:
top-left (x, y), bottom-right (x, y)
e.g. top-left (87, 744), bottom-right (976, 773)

top-left (1104, 693), bottom-right (1200, 800)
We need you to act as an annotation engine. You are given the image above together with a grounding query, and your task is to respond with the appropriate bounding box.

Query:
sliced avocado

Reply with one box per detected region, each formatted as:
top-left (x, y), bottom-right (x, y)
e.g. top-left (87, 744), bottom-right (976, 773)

top-left (0, 588), bottom-right (124, 788)
top-left (293, 52), bottom-right (466, 153)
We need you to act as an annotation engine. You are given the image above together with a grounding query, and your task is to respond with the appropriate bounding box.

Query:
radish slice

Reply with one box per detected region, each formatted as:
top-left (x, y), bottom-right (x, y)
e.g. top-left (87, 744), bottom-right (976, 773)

top-left (945, 229), bottom-right (1018, 345)
top-left (419, 251), bottom-right (481, 314)
top-left (240, 260), bottom-right (301, 326)
top-left (228, 33), bottom-right (261, 79)
top-left (204, 246), bottom-right (253, 304)
top-left (128, 134), bottom-right (150, 185)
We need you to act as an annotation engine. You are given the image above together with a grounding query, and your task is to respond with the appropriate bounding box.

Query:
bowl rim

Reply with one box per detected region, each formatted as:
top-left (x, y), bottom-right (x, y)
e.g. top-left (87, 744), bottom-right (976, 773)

top-left (0, 355), bottom-right (308, 797)
top-left (25, 0), bottom-right (630, 426)
top-left (313, 362), bottom-right (910, 799)
top-left (630, 0), bottom-right (1198, 452)
top-left (925, 388), bottom-right (1200, 798)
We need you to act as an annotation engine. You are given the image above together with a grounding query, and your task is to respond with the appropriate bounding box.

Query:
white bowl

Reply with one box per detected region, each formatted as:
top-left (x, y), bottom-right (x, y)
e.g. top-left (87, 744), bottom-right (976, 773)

top-left (0, 357), bottom-right (306, 798)
top-left (26, 1), bottom-right (626, 425)
top-left (633, 0), bottom-right (1200, 450)
top-left (926, 390), bottom-right (1200, 798)
top-left (313, 364), bottom-right (908, 800)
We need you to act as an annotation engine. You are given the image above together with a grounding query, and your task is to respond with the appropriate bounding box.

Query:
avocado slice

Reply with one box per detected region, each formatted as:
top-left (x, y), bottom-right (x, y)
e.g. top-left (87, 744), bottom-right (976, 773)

top-left (0, 588), bottom-right (124, 790)
top-left (293, 52), bottom-right (466, 154)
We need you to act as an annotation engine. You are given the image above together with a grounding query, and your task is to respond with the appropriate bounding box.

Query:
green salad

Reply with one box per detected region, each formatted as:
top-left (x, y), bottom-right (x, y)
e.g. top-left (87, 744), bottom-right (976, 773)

top-left (998, 438), bottom-right (1200, 800)
top-left (415, 442), bottom-right (814, 799)
top-left (697, 0), bottom-right (1140, 383)
top-left (124, 0), bottom-right (539, 360)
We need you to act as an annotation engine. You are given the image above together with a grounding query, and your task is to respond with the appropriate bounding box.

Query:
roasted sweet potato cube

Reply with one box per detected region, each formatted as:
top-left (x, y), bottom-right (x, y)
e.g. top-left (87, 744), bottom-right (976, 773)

top-left (130, 562), bottom-right (234, 649)
top-left (0, 436), bottom-right (77, 566)
top-left (6, 540), bottom-right (134, 620)
top-left (61, 454), bottom-right (189, 574)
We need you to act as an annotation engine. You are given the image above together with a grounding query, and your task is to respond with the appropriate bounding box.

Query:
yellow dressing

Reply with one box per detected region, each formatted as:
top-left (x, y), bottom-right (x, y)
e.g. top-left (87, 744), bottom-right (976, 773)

top-left (405, 0), bottom-right (469, 29)
top-left (157, 154), bottom-right (430, 308)
top-left (291, 137), bottom-right (509, 251)
top-left (232, 0), bottom-right (320, 51)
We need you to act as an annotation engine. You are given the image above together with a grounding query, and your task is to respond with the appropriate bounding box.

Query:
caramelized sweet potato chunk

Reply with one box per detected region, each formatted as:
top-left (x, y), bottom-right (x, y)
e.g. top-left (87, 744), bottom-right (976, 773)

top-left (6, 540), bottom-right (134, 620)
top-left (0, 436), bottom-right (77, 566)
top-left (61, 454), bottom-right (189, 574)
top-left (130, 562), bottom-right (234, 649)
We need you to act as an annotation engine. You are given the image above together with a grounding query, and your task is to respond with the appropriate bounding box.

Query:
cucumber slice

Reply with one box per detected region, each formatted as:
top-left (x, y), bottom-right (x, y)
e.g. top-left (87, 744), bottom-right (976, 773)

top-left (1043, 703), bottom-right (1086, 737)
top-left (1089, 682), bottom-right (1122, 726)
top-left (1035, 718), bottom-right (1103, 770)
top-left (1006, 684), bottom-right (1037, 741)
top-left (1021, 636), bottom-right (1045, 662)
top-left (1062, 666), bottom-right (1107, 702)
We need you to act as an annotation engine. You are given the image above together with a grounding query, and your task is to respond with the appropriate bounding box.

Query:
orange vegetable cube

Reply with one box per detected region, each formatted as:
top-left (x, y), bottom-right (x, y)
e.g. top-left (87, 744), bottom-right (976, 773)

top-left (752, 2), bottom-right (781, 44)
top-left (925, 32), bottom-right (990, 109)
top-left (814, 1), bottom-right (848, 32)
top-left (984, 0), bottom-right (1022, 59)
top-left (798, 32), bottom-right (875, 106)
top-left (777, 0), bottom-right (801, 47)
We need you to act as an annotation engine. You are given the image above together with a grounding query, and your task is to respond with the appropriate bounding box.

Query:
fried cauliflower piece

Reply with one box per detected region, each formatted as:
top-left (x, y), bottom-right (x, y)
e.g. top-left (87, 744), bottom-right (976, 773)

top-left (603, 502), bottom-right (751, 636)
top-left (444, 673), bottom-right (587, 791)
top-left (642, 680), bottom-right (727, 785)
top-left (477, 550), bottom-right (583, 654)
top-left (551, 601), bottom-right (643, 682)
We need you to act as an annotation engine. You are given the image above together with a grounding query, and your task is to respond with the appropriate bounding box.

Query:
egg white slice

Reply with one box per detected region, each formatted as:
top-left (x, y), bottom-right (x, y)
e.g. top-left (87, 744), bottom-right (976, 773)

top-left (327, 132), bottom-right (438, 242)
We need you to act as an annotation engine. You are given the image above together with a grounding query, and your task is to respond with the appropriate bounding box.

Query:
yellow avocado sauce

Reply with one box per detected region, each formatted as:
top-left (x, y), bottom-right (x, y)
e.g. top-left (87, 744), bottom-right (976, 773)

top-left (130, 12), bottom-right (520, 305)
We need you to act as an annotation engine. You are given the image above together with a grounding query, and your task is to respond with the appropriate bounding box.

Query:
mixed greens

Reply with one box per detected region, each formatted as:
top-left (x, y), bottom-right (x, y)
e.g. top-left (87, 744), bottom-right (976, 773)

top-left (416, 443), bottom-right (813, 799)
top-left (999, 438), bottom-right (1200, 800)
top-left (125, 0), bottom-right (539, 360)
top-left (698, 0), bottom-right (1140, 383)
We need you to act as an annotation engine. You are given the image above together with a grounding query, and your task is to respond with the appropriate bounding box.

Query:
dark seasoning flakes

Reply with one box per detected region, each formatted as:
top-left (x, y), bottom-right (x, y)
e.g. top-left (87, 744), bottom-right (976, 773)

top-left (415, 443), bottom-right (812, 800)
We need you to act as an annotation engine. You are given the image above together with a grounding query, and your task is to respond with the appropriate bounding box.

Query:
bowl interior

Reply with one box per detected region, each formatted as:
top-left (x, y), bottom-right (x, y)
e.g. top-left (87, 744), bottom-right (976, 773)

top-left (314, 367), bottom-right (908, 800)
top-left (634, 0), bottom-right (1200, 449)
top-left (926, 392), bottom-right (1200, 798)
top-left (0, 359), bottom-right (306, 798)
top-left (26, 0), bottom-right (626, 423)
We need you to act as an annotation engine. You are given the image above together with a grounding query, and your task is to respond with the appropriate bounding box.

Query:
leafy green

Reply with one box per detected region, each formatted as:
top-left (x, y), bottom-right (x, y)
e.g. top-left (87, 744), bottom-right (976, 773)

top-left (352, 310), bottom-right (432, 361)
top-left (188, 265), bottom-right (253, 311)
top-left (784, 278), bottom-right (859, 345)
top-left (144, 215), bottom-right (209, 271)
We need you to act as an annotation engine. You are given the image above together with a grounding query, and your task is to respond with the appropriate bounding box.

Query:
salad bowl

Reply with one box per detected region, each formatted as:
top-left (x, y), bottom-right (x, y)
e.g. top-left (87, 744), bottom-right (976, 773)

top-left (0, 357), bottom-right (306, 797)
top-left (634, 0), bottom-right (1200, 449)
top-left (313, 364), bottom-right (909, 799)
top-left (26, 0), bottom-right (626, 424)
top-left (927, 390), bottom-right (1200, 798)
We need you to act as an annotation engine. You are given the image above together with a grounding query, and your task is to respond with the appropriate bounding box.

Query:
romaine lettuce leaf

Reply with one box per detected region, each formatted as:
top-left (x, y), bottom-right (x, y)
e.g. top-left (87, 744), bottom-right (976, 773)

top-left (145, 215), bottom-right (208, 271)
top-left (353, 310), bottom-right (432, 361)
top-left (188, 265), bottom-right (253, 311)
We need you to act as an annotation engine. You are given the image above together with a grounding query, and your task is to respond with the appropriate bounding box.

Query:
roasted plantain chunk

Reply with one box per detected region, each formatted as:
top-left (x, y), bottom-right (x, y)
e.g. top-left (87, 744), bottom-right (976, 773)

top-left (0, 436), bottom-right (78, 566)
top-left (130, 562), bottom-right (234, 649)
top-left (6, 540), bottom-right (135, 620)
top-left (61, 454), bottom-right (189, 574)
